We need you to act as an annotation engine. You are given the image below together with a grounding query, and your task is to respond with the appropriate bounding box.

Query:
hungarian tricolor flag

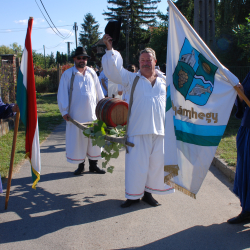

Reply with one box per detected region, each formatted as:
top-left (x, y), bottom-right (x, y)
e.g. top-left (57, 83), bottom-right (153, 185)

top-left (16, 17), bottom-right (41, 189)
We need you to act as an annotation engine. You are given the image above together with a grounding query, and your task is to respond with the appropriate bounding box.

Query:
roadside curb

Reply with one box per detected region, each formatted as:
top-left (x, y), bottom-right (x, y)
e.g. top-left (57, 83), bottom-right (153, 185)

top-left (212, 156), bottom-right (235, 181)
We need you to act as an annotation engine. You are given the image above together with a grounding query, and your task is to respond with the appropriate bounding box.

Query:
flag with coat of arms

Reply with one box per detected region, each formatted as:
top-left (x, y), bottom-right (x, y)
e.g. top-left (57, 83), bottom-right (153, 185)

top-left (164, 0), bottom-right (239, 198)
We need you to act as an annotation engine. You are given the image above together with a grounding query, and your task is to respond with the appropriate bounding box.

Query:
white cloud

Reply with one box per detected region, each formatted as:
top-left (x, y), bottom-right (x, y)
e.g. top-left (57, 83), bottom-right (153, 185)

top-left (58, 20), bottom-right (65, 23)
top-left (14, 19), bottom-right (28, 25)
top-left (33, 18), bottom-right (45, 25)
top-left (14, 18), bottom-right (45, 26)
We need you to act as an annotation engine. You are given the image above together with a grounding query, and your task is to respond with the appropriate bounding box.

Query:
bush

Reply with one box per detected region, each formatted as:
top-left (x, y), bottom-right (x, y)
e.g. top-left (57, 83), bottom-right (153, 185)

top-left (35, 75), bottom-right (51, 93)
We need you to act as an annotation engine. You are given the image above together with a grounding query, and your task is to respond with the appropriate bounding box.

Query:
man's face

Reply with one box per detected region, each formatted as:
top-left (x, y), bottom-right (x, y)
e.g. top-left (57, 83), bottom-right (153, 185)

top-left (74, 56), bottom-right (88, 69)
top-left (139, 52), bottom-right (157, 75)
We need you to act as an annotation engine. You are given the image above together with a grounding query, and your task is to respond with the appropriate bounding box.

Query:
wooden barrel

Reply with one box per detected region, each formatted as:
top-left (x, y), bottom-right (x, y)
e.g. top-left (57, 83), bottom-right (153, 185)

top-left (96, 97), bottom-right (128, 127)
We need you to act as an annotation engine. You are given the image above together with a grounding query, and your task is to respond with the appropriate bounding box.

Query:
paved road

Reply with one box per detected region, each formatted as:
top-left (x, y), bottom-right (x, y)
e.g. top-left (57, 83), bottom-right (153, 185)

top-left (1, 122), bottom-right (250, 250)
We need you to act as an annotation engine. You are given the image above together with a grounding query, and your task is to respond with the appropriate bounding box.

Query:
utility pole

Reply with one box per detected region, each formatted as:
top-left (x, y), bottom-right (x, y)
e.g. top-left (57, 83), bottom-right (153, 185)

top-left (73, 22), bottom-right (78, 48)
top-left (66, 42), bottom-right (73, 61)
top-left (125, 16), bottom-right (129, 67)
top-left (121, 3), bottom-right (130, 66)
top-left (43, 45), bottom-right (46, 68)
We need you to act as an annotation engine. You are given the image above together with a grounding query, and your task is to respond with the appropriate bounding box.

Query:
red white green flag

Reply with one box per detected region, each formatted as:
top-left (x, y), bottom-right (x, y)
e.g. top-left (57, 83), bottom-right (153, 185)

top-left (16, 17), bottom-right (41, 189)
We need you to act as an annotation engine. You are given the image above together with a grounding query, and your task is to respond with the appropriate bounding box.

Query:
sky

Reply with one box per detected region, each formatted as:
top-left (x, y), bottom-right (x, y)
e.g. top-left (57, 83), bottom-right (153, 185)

top-left (0, 0), bottom-right (169, 56)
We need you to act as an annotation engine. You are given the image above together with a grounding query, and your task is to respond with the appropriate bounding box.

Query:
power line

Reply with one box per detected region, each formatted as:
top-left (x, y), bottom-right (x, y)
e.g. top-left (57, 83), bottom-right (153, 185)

top-left (34, 0), bottom-right (66, 39)
top-left (0, 25), bottom-right (73, 32)
top-left (39, 0), bottom-right (66, 38)
top-left (34, 31), bottom-right (74, 52)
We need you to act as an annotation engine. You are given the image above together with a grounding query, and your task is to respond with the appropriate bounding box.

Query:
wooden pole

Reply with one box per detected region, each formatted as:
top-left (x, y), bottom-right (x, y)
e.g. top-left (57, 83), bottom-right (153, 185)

top-left (5, 109), bottom-right (20, 210)
top-left (234, 85), bottom-right (250, 108)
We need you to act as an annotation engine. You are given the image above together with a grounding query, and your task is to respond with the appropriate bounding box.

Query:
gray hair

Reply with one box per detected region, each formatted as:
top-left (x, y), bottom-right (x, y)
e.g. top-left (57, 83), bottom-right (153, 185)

top-left (139, 47), bottom-right (156, 60)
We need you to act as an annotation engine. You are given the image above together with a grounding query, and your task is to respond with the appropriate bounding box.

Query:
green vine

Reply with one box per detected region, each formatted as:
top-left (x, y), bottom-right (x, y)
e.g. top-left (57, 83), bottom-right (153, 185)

top-left (83, 120), bottom-right (126, 173)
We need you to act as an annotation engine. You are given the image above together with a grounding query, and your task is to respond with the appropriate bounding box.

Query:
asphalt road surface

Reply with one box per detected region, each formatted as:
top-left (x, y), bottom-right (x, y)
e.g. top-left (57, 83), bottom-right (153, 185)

top-left (1, 122), bottom-right (250, 250)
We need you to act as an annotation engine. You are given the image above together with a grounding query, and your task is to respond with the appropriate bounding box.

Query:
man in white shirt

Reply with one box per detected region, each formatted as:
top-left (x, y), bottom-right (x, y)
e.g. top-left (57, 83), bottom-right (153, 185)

top-left (102, 35), bottom-right (174, 208)
top-left (57, 47), bottom-right (105, 175)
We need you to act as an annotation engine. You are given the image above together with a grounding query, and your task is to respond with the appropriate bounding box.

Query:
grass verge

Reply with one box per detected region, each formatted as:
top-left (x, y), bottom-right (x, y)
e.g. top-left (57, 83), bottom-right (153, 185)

top-left (0, 93), bottom-right (63, 178)
top-left (216, 107), bottom-right (241, 171)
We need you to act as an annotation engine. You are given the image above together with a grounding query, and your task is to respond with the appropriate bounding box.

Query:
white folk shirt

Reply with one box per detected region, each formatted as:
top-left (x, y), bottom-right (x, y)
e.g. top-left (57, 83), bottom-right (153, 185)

top-left (118, 83), bottom-right (130, 103)
top-left (57, 66), bottom-right (104, 122)
top-left (102, 49), bottom-right (166, 137)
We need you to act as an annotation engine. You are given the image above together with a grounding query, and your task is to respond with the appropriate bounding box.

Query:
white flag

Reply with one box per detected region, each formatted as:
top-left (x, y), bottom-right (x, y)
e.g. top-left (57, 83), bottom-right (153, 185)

top-left (164, 0), bottom-right (239, 198)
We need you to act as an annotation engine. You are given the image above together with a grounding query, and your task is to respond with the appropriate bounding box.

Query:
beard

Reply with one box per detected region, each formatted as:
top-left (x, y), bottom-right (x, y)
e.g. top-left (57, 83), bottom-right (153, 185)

top-left (75, 61), bottom-right (87, 68)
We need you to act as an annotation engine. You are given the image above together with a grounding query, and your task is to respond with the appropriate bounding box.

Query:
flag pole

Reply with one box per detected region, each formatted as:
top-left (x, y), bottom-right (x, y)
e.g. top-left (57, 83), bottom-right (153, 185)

top-left (5, 108), bottom-right (20, 210)
top-left (233, 86), bottom-right (250, 108)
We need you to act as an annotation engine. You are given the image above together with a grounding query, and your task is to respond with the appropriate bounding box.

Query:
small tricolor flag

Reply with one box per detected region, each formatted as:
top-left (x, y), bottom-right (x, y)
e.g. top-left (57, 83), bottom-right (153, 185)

top-left (16, 17), bottom-right (41, 189)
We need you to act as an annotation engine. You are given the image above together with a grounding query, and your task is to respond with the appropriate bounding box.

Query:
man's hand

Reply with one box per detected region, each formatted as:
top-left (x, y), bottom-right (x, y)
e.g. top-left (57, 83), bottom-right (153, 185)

top-left (63, 114), bottom-right (71, 121)
top-left (103, 34), bottom-right (113, 50)
top-left (12, 104), bottom-right (19, 112)
top-left (236, 83), bottom-right (244, 102)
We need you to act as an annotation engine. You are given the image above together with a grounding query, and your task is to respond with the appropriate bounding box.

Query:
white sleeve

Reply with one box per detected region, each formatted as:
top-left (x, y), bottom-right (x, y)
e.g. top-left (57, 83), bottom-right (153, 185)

top-left (93, 71), bottom-right (105, 101)
top-left (102, 49), bottom-right (132, 88)
top-left (57, 71), bottom-right (70, 116)
top-left (118, 84), bottom-right (123, 91)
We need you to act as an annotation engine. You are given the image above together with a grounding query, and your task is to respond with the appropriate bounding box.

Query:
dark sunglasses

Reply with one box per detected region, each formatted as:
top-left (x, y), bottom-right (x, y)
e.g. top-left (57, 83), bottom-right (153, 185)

top-left (76, 56), bottom-right (88, 60)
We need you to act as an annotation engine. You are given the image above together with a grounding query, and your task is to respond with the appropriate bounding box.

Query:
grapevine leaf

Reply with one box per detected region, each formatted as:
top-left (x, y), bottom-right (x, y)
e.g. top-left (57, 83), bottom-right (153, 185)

top-left (107, 166), bottom-right (114, 173)
top-left (96, 137), bottom-right (106, 147)
top-left (113, 144), bottom-right (119, 152)
top-left (84, 128), bottom-right (91, 135)
top-left (109, 129), bottom-right (118, 135)
top-left (95, 131), bottom-right (103, 138)
top-left (106, 153), bottom-right (111, 161)
top-left (102, 161), bottom-right (108, 168)
top-left (100, 127), bottom-right (106, 135)
top-left (111, 150), bottom-right (119, 159)
top-left (101, 151), bottom-right (107, 158)
top-left (104, 144), bottom-right (112, 153)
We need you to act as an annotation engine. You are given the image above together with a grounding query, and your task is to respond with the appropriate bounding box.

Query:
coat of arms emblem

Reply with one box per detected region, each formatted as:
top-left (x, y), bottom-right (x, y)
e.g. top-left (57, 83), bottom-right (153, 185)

top-left (173, 38), bottom-right (218, 106)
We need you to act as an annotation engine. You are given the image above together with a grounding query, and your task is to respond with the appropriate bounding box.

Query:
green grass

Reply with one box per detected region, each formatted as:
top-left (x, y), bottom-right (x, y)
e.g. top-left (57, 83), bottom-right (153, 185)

top-left (0, 93), bottom-right (63, 178)
top-left (216, 107), bottom-right (241, 170)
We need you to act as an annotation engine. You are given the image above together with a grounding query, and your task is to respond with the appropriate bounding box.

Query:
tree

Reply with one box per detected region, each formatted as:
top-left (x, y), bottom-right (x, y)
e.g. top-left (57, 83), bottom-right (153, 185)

top-left (48, 52), bottom-right (56, 68)
top-left (32, 51), bottom-right (50, 68)
top-left (79, 13), bottom-right (101, 55)
top-left (148, 24), bottom-right (168, 66)
top-left (103, 0), bottom-right (161, 65)
top-left (0, 43), bottom-right (22, 58)
top-left (232, 14), bottom-right (250, 64)
top-left (174, 0), bottom-right (194, 24)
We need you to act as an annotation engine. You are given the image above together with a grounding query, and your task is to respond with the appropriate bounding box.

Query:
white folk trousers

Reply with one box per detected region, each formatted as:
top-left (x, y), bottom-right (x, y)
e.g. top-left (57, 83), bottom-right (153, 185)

top-left (125, 134), bottom-right (175, 199)
top-left (66, 122), bottom-right (102, 164)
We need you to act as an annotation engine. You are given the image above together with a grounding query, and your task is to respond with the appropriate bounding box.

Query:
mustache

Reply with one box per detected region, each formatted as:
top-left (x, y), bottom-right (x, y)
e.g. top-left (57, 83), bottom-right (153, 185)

top-left (142, 65), bottom-right (151, 68)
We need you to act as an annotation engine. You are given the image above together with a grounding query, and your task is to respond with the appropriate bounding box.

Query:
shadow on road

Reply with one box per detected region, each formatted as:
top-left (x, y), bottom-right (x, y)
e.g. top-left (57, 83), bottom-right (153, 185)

top-left (0, 171), bottom-right (145, 244)
top-left (120, 221), bottom-right (250, 250)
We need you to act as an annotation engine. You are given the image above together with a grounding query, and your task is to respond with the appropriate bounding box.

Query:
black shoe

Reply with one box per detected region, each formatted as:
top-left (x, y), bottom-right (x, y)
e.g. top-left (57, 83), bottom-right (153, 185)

top-left (141, 191), bottom-right (161, 207)
top-left (227, 211), bottom-right (250, 224)
top-left (121, 199), bottom-right (140, 208)
top-left (74, 161), bottom-right (85, 175)
top-left (89, 159), bottom-right (106, 174)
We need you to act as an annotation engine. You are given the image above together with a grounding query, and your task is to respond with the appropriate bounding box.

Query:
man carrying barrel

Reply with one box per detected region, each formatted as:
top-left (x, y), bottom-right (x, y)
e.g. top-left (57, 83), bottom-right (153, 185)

top-left (57, 47), bottom-right (106, 175)
top-left (102, 30), bottom-right (175, 208)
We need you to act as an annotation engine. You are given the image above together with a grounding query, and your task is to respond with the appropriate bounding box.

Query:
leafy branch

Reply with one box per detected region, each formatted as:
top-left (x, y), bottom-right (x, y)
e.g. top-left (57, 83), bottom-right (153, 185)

top-left (82, 120), bottom-right (126, 173)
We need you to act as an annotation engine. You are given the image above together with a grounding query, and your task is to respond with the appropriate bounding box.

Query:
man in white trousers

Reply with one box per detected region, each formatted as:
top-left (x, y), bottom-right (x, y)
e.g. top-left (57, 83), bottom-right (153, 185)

top-left (102, 34), bottom-right (174, 208)
top-left (57, 47), bottom-right (105, 175)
